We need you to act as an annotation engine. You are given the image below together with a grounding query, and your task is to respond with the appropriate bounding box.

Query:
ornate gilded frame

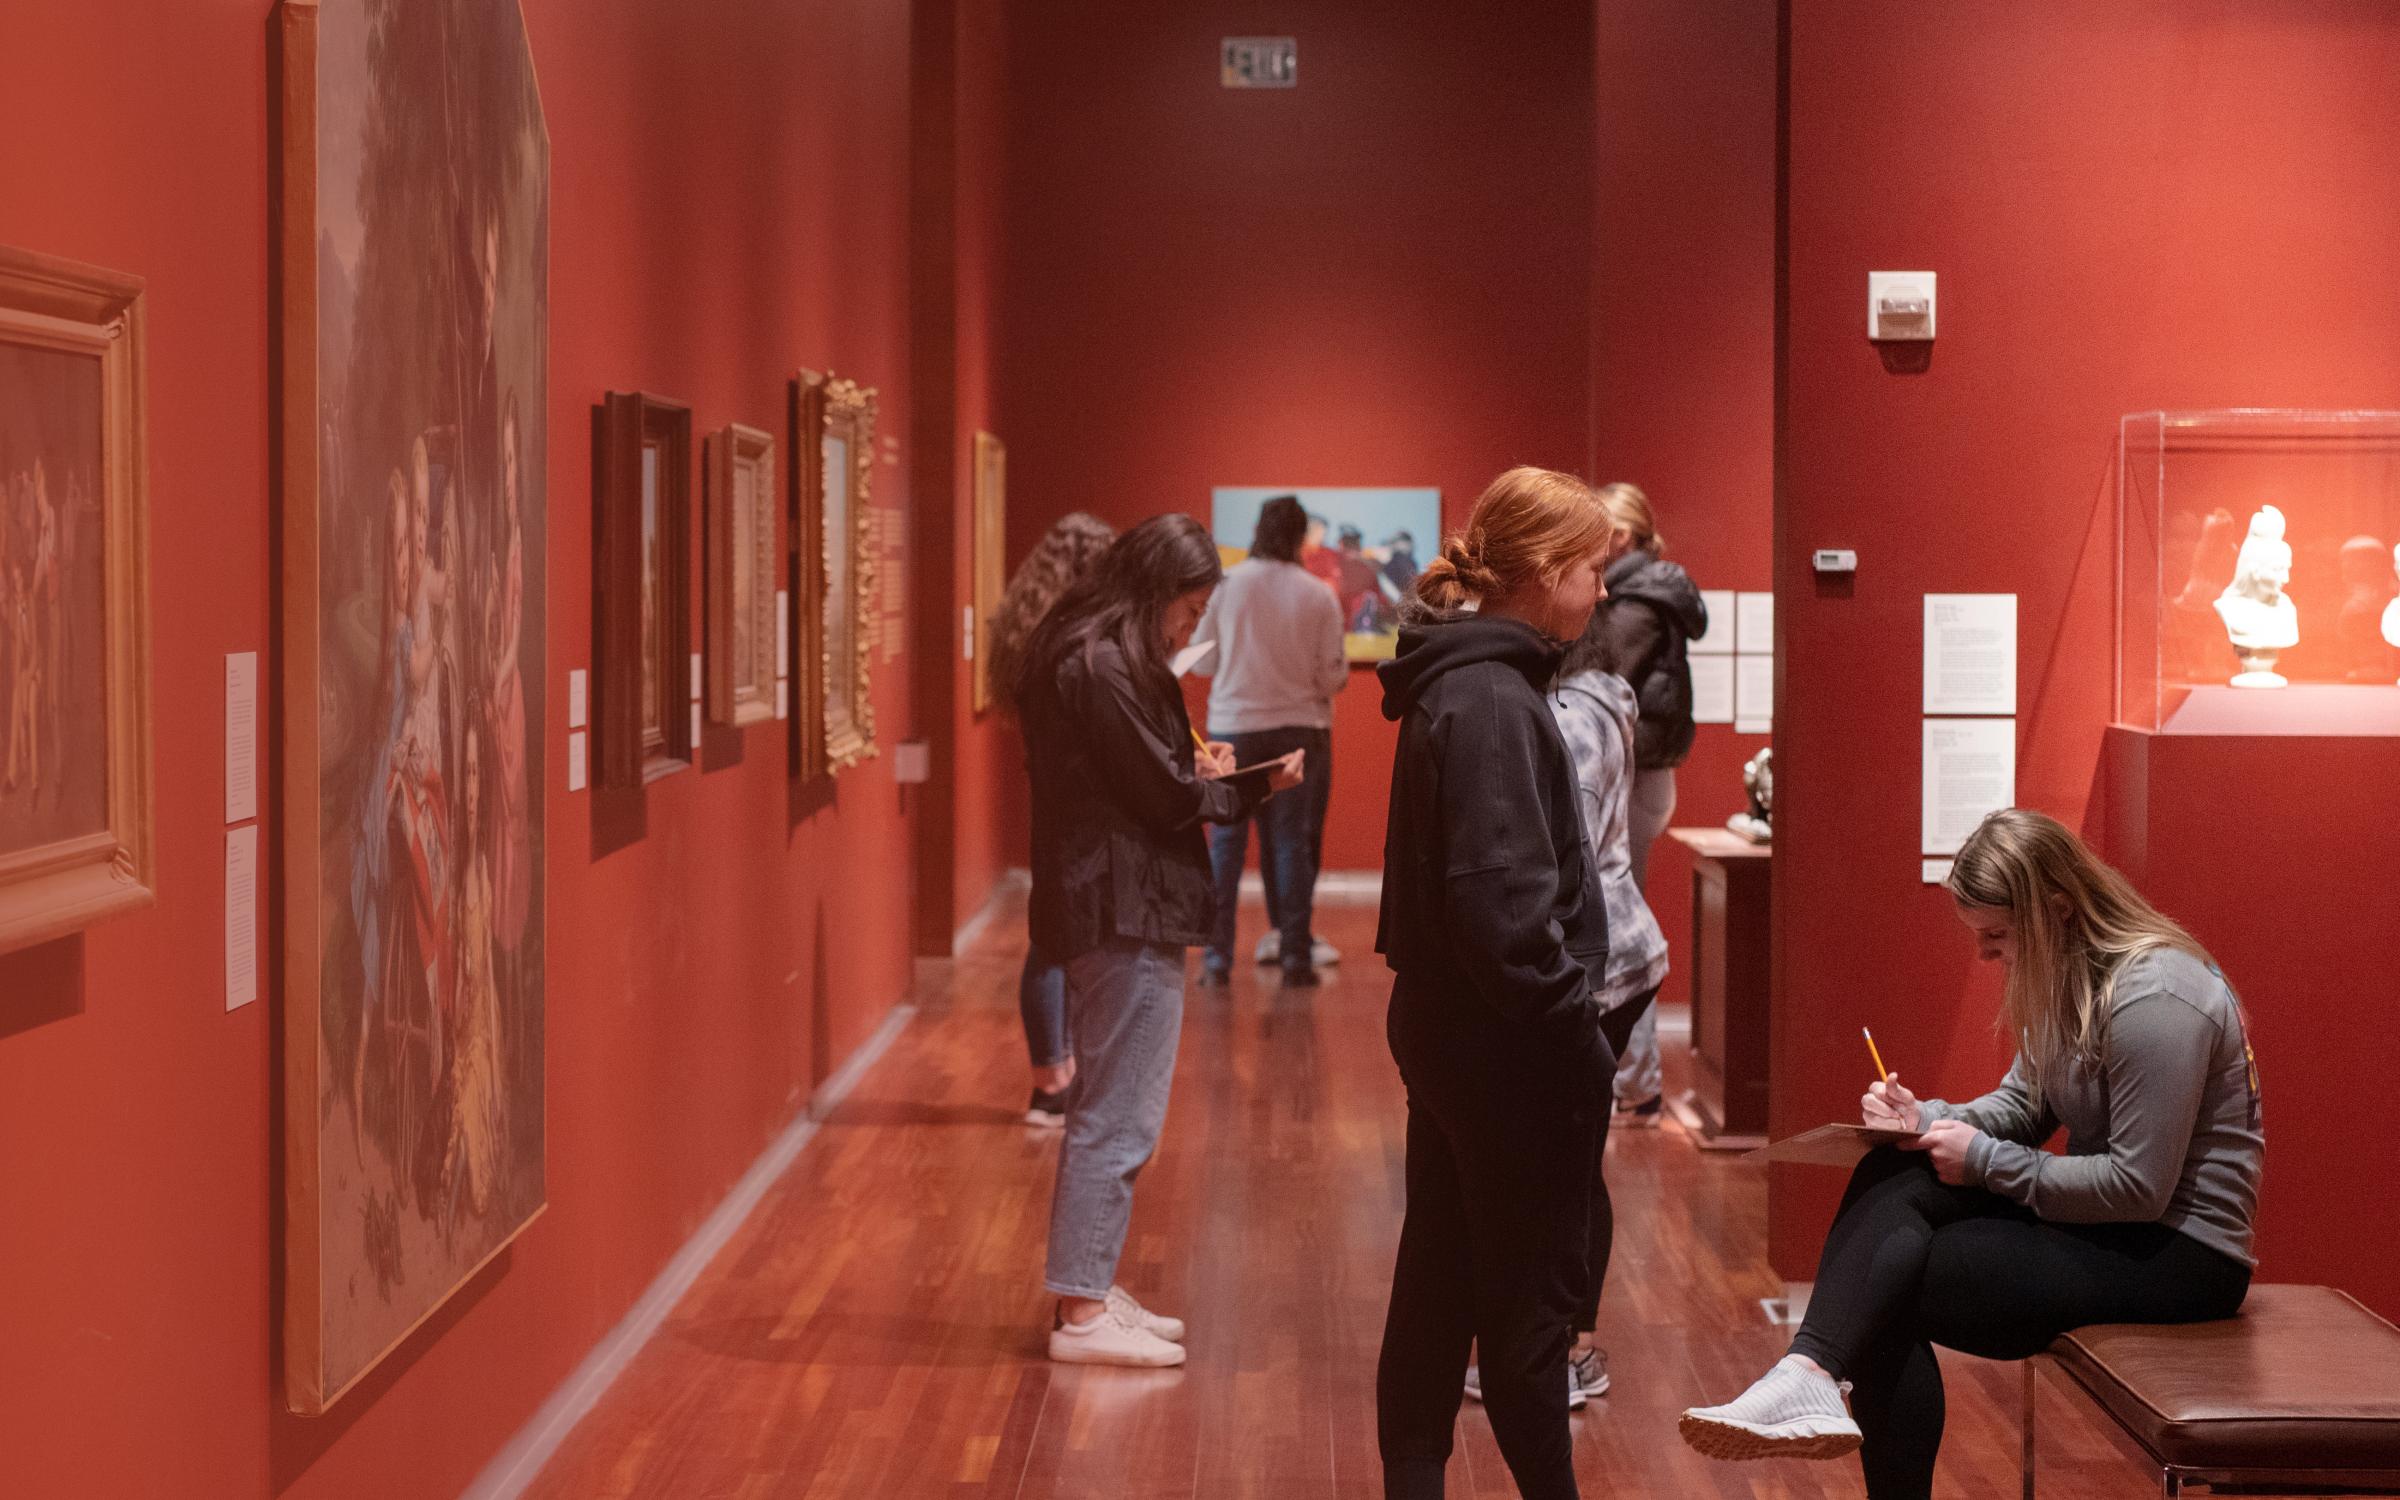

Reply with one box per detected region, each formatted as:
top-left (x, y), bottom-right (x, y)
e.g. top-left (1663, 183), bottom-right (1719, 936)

top-left (705, 422), bottom-right (777, 728)
top-left (789, 370), bottom-right (876, 777)
top-left (0, 245), bottom-right (154, 957)
top-left (971, 431), bottom-right (1006, 715)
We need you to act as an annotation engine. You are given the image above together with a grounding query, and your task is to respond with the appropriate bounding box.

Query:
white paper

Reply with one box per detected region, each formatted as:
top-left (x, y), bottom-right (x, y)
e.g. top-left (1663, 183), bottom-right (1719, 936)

top-left (689, 651), bottom-right (702, 700)
top-left (1922, 718), bottom-right (2015, 855)
top-left (1736, 591), bottom-right (1775, 654)
top-left (776, 591), bottom-right (790, 676)
top-left (776, 679), bottom-right (790, 719)
top-left (1171, 640), bottom-right (1219, 678)
top-left (1690, 655), bottom-right (1735, 724)
top-left (689, 703), bottom-right (702, 749)
top-left (568, 669), bottom-right (588, 730)
top-left (963, 605), bottom-right (976, 661)
top-left (1923, 594), bottom-right (2017, 714)
top-left (1691, 590), bottom-right (1737, 655)
top-left (225, 826), bottom-right (258, 1011)
top-left (567, 730), bottom-right (587, 791)
top-left (225, 652), bottom-right (258, 825)
top-left (1735, 654), bottom-right (1774, 727)
top-left (1922, 858), bottom-right (1955, 884)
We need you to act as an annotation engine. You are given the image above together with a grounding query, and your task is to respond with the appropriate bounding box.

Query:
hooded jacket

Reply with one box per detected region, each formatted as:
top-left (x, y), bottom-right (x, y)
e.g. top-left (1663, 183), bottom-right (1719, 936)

top-left (1599, 550), bottom-right (1707, 770)
top-left (1374, 611), bottom-right (1609, 1041)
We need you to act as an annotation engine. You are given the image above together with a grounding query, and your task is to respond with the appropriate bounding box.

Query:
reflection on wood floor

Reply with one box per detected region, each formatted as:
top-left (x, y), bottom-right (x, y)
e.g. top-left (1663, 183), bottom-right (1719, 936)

top-left (525, 887), bottom-right (2164, 1499)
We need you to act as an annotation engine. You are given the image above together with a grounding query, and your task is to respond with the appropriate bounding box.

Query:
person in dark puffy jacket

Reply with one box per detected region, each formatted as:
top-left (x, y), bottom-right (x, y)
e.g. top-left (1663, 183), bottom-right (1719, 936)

top-left (1374, 466), bottom-right (1621, 1500)
top-left (1592, 482), bottom-right (1706, 1125)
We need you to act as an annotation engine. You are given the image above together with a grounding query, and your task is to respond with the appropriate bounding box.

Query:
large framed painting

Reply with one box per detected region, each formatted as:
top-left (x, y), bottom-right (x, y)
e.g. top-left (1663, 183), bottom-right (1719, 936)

top-left (1210, 485), bottom-right (1442, 661)
top-left (705, 422), bottom-right (776, 728)
top-left (274, 0), bottom-right (548, 1414)
top-left (970, 431), bottom-right (1005, 715)
top-left (595, 391), bottom-right (693, 785)
top-left (789, 371), bottom-right (877, 777)
top-left (0, 246), bottom-right (154, 957)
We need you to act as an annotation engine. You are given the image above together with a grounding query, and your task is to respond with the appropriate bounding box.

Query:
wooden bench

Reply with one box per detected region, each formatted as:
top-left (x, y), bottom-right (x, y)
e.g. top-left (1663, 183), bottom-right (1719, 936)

top-left (2023, 1285), bottom-right (2400, 1497)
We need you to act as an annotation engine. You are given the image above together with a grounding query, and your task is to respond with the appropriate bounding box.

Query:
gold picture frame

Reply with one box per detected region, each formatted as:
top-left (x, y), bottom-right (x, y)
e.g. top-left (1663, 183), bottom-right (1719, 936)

top-left (816, 377), bottom-right (877, 772)
top-left (971, 431), bottom-right (1005, 715)
top-left (705, 422), bottom-right (777, 728)
top-left (0, 244), bottom-right (154, 957)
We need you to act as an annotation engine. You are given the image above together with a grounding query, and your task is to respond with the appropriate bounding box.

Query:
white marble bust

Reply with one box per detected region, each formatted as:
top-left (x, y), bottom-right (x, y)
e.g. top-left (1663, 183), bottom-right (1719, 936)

top-left (2214, 504), bottom-right (2300, 687)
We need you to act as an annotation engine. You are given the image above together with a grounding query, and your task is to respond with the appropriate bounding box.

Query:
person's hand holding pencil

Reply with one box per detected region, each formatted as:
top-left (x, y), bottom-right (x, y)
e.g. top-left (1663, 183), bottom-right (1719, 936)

top-left (1859, 1027), bottom-right (1922, 1132)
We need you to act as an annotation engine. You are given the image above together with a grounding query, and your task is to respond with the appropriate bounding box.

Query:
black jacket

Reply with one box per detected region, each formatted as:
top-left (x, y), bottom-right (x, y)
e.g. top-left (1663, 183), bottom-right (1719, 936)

top-left (1022, 636), bottom-right (1267, 959)
top-left (1373, 612), bottom-right (1609, 1042)
top-left (1600, 550), bottom-right (1707, 770)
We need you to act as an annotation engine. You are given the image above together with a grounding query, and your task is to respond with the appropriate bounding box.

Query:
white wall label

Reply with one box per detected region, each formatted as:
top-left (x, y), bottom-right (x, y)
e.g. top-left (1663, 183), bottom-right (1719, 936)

top-left (568, 668), bottom-right (588, 730)
top-left (225, 825), bottom-right (259, 1011)
top-left (567, 730), bottom-right (587, 792)
top-left (1923, 594), bottom-right (2017, 714)
top-left (1735, 655), bottom-right (1774, 731)
top-left (1735, 591), bottom-right (1775, 654)
top-left (225, 652), bottom-right (258, 825)
top-left (1922, 718), bottom-right (2015, 856)
top-left (1691, 590), bottom-right (1738, 655)
top-left (1690, 655), bottom-right (1735, 724)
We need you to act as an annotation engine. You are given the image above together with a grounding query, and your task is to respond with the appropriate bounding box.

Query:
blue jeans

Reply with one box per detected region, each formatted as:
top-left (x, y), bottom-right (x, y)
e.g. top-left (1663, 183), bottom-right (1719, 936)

top-left (1019, 943), bottom-right (1069, 1069)
top-left (1204, 725), bottom-right (1332, 973)
top-left (1044, 940), bottom-right (1187, 1299)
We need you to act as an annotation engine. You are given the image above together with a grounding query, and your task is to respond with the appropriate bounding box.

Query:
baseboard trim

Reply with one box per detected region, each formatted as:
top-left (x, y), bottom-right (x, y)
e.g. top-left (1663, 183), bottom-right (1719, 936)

top-left (458, 999), bottom-right (917, 1500)
top-left (953, 869), bottom-right (1031, 956)
top-left (1237, 868), bottom-right (1382, 902)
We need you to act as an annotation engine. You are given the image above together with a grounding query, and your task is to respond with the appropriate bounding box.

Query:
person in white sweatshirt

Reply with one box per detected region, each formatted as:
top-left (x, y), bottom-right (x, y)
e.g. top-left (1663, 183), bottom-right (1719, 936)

top-left (1190, 496), bottom-right (1348, 986)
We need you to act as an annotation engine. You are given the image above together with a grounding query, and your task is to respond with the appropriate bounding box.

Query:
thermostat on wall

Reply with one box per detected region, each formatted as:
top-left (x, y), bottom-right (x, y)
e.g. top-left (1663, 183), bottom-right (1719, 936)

top-left (1812, 548), bottom-right (1858, 574)
top-left (1868, 271), bottom-right (1935, 340)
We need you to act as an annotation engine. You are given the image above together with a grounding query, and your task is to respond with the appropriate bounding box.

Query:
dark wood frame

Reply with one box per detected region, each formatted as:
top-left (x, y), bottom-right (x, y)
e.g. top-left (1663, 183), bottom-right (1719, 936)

top-left (705, 421), bottom-right (777, 727)
top-left (595, 390), bottom-right (693, 787)
top-left (0, 245), bottom-right (155, 957)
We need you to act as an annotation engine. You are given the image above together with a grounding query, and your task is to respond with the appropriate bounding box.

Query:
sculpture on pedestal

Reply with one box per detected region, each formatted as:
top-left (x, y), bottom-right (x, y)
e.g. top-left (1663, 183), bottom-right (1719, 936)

top-left (2383, 541), bottom-right (2400, 686)
top-left (2337, 535), bottom-right (2399, 683)
top-left (1726, 746), bottom-right (1772, 844)
top-left (2213, 505), bottom-right (2299, 688)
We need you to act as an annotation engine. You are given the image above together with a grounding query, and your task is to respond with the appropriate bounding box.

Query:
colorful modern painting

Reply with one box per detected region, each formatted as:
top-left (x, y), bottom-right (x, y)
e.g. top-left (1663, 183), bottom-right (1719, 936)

top-left (1211, 486), bottom-right (1441, 660)
top-left (276, 0), bottom-right (547, 1412)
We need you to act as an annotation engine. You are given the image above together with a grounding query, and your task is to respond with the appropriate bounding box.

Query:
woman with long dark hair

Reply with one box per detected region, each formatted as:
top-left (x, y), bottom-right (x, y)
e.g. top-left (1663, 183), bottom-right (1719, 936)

top-left (987, 512), bottom-right (1118, 1126)
top-left (1680, 809), bottom-right (2262, 1500)
top-left (1374, 466), bottom-right (1622, 1499)
top-left (1018, 514), bottom-right (1304, 1367)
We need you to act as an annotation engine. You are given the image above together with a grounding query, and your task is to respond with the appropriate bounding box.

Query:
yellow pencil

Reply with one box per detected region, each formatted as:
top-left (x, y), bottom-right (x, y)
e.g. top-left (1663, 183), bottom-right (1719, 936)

top-left (1863, 1026), bottom-right (1890, 1085)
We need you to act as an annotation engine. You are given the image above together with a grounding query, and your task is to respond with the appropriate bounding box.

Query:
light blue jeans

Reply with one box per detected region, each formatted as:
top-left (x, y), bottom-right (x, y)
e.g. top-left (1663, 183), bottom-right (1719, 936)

top-left (1044, 939), bottom-right (1187, 1299)
top-left (1617, 767), bottom-right (1677, 1106)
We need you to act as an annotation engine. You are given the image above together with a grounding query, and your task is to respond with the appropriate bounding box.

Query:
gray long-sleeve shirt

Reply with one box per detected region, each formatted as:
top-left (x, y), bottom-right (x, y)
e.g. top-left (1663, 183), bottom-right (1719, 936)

top-left (1916, 946), bottom-right (2263, 1268)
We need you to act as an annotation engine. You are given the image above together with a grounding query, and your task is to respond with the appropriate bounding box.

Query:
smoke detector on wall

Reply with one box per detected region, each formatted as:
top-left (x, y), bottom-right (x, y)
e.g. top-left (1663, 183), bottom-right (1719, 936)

top-left (1869, 271), bottom-right (1935, 340)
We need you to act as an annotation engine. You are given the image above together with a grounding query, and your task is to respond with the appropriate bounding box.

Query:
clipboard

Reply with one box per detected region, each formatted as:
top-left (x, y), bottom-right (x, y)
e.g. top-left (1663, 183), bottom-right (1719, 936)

top-left (1745, 1122), bottom-right (1922, 1168)
top-left (1213, 760), bottom-right (1283, 794)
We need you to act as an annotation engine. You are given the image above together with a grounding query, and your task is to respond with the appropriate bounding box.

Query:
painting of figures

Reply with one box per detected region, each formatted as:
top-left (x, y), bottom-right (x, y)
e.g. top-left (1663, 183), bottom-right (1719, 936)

top-left (1211, 486), bottom-right (1441, 661)
top-left (0, 246), bottom-right (153, 959)
top-left (0, 346), bottom-right (106, 856)
top-left (277, 0), bottom-right (547, 1412)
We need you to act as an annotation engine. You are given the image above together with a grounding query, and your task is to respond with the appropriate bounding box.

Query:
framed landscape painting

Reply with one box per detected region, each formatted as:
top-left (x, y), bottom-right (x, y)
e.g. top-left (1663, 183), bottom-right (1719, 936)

top-left (0, 246), bottom-right (154, 957)
top-left (1210, 486), bottom-right (1441, 661)
top-left (275, 0), bottom-right (548, 1413)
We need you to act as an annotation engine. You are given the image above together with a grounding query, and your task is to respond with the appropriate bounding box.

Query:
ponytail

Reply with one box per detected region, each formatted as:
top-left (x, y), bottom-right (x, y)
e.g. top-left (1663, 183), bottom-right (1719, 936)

top-left (1414, 466), bottom-right (1614, 611)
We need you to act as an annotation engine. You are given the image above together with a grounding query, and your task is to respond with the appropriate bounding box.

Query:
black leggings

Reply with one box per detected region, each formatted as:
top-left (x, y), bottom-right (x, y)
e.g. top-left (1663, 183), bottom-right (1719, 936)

top-left (1788, 1149), bottom-right (2251, 1500)
top-left (1377, 980), bottom-right (1615, 1500)
top-left (1577, 989), bottom-right (1658, 1333)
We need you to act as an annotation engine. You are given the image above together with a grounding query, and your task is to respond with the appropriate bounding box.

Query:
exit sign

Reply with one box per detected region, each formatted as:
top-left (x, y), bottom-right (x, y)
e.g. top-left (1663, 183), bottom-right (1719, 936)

top-left (1221, 36), bottom-right (1297, 89)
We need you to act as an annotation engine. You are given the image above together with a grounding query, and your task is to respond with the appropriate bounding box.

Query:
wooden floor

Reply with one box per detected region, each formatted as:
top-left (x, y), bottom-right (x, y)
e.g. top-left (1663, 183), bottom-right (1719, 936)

top-left (525, 889), bottom-right (2165, 1499)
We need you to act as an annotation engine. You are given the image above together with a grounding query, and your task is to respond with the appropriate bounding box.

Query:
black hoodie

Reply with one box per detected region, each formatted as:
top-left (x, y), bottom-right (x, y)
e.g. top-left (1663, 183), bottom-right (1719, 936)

top-left (1600, 550), bottom-right (1707, 769)
top-left (1373, 612), bottom-right (1609, 1041)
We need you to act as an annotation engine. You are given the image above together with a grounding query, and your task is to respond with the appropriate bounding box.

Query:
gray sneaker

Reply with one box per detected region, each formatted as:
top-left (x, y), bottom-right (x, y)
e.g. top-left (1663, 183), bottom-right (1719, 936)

top-left (1462, 1348), bottom-right (1606, 1410)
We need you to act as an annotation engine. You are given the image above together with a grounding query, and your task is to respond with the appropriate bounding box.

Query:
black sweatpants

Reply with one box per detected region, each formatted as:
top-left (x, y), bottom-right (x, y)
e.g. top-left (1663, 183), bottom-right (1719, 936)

top-left (1787, 1148), bottom-right (2251, 1500)
top-left (1576, 987), bottom-right (1658, 1333)
top-left (1376, 977), bottom-right (1614, 1500)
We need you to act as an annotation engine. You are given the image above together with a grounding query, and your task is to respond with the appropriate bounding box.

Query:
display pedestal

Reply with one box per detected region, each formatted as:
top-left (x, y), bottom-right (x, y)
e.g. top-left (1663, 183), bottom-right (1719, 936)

top-left (1666, 827), bottom-right (1771, 1150)
top-left (2102, 726), bottom-right (2400, 1321)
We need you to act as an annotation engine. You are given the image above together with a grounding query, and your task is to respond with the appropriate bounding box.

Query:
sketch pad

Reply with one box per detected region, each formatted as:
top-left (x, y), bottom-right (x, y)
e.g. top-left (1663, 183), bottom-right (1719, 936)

top-left (1746, 1122), bottom-right (1922, 1168)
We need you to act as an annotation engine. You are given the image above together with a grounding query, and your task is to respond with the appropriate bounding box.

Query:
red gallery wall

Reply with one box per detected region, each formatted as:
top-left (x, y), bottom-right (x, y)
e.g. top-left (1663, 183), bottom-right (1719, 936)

top-left (0, 0), bottom-right (918, 1494)
top-left (1592, 0), bottom-right (1776, 1008)
top-left (1773, 1), bottom-right (2400, 1305)
top-left (994, 0), bottom-right (1596, 876)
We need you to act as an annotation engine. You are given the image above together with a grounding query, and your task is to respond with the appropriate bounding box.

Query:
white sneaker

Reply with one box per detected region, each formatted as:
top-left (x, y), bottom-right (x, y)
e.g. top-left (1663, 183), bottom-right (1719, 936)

top-left (1107, 1284), bottom-right (1185, 1342)
top-left (1048, 1302), bottom-right (1187, 1367)
top-left (1679, 1355), bottom-right (1861, 1461)
top-left (1462, 1349), bottom-right (1605, 1410)
top-left (1253, 932), bottom-right (1343, 966)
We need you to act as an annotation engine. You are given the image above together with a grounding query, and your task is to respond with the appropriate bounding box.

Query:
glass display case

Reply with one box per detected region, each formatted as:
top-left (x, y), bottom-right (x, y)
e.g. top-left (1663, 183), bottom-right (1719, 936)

top-left (2118, 409), bottom-right (2400, 732)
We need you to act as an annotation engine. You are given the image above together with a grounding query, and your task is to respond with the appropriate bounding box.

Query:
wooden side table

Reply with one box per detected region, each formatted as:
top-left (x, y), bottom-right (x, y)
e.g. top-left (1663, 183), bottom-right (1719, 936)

top-left (1666, 827), bottom-right (1771, 1150)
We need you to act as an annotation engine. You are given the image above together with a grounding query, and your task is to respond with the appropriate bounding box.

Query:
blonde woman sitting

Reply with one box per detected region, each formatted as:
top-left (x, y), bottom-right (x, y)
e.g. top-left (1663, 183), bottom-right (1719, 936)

top-left (1680, 808), bottom-right (2263, 1500)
